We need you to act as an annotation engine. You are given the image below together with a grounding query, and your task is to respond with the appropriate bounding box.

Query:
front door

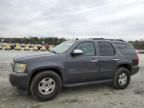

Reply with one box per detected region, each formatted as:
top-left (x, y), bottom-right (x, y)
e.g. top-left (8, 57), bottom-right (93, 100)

top-left (65, 41), bottom-right (100, 83)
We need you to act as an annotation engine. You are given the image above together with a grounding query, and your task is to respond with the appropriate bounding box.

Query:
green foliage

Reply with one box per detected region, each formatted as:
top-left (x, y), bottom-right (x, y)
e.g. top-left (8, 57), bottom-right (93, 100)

top-left (0, 37), bottom-right (66, 45)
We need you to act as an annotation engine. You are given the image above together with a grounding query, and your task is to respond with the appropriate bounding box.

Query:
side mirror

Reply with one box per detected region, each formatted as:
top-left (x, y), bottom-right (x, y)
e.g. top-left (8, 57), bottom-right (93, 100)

top-left (72, 49), bottom-right (83, 56)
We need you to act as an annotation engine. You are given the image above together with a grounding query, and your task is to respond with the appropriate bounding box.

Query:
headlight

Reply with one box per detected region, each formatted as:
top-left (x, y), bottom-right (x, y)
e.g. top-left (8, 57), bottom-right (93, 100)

top-left (14, 63), bottom-right (27, 73)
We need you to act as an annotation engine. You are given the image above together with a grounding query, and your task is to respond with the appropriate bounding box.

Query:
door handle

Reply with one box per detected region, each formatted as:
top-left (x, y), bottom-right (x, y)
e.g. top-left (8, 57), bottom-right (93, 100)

top-left (113, 58), bottom-right (119, 61)
top-left (90, 59), bottom-right (98, 62)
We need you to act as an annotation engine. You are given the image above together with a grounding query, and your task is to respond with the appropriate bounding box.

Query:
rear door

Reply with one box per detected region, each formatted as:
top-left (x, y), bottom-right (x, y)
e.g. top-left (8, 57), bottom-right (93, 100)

top-left (97, 41), bottom-right (118, 79)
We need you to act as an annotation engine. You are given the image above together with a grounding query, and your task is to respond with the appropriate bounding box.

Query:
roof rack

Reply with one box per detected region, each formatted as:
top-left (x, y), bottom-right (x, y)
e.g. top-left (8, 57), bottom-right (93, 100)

top-left (91, 38), bottom-right (125, 42)
top-left (90, 38), bottom-right (104, 40)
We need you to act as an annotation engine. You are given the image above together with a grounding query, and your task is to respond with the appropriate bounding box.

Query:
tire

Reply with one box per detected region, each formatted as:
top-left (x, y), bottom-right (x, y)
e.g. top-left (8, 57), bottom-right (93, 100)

top-left (113, 67), bottom-right (130, 89)
top-left (30, 71), bottom-right (62, 101)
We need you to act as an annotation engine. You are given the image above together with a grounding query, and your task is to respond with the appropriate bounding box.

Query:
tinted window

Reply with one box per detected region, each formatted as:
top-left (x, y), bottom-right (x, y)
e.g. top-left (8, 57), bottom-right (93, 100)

top-left (76, 42), bottom-right (95, 56)
top-left (98, 42), bottom-right (115, 56)
top-left (115, 42), bottom-right (135, 54)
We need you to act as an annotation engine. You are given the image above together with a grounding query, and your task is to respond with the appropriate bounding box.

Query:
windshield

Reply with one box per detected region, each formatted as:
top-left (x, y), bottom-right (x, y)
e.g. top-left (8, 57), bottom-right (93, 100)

top-left (51, 41), bottom-right (75, 54)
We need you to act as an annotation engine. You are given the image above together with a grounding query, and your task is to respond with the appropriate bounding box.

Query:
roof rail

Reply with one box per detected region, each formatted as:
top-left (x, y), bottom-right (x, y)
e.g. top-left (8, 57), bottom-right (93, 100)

top-left (90, 38), bottom-right (105, 40)
top-left (90, 38), bottom-right (125, 42)
top-left (103, 39), bottom-right (125, 42)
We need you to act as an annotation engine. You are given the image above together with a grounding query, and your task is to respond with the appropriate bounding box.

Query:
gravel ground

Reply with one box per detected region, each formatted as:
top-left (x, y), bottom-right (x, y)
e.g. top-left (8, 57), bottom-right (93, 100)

top-left (0, 51), bottom-right (144, 108)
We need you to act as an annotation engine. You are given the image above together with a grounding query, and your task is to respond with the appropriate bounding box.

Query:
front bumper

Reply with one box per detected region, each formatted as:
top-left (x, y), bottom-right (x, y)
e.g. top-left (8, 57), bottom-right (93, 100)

top-left (131, 66), bottom-right (139, 76)
top-left (9, 72), bottom-right (30, 91)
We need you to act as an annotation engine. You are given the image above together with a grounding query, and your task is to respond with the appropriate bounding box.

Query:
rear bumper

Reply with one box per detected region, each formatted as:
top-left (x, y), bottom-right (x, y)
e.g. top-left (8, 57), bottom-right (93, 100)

top-left (9, 72), bottom-right (30, 91)
top-left (131, 66), bottom-right (139, 75)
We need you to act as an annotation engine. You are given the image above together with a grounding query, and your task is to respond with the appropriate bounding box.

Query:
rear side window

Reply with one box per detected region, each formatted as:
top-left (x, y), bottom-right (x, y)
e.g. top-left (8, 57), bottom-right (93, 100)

top-left (115, 42), bottom-right (136, 54)
top-left (98, 42), bottom-right (115, 56)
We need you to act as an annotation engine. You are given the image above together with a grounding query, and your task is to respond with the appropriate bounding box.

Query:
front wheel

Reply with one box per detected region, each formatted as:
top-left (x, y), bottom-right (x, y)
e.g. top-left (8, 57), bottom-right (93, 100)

top-left (30, 71), bottom-right (62, 101)
top-left (113, 67), bottom-right (130, 89)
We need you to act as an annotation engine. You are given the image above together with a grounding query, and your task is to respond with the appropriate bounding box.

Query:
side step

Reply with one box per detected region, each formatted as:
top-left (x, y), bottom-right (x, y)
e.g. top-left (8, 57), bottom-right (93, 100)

top-left (63, 79), bottom-right (112, 87)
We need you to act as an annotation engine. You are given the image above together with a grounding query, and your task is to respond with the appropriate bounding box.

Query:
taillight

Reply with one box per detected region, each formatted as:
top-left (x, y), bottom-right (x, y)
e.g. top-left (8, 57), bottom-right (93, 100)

top-left (133, 51), bottom-right (139, 65)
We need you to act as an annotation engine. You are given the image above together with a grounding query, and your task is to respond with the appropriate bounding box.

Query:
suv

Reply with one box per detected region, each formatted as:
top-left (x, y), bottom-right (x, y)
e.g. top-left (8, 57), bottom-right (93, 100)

top-left (9, 39), bottom-right (139, 101)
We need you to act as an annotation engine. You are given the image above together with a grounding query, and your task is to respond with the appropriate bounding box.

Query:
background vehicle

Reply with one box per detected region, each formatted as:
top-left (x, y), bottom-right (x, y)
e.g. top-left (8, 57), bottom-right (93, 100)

top-left (33, 45), bottom-right (38, 51)
top-left (10, 44), bottom-right (15, 50)
top-left (37, 45), bottom-right (42, 50)
top-left (15, 43), bottom-right (21, 50)
top-left (3, 43), bottom-right (11, 50)
top-left (40, 45), bottom-right (47, 51)
top-left (49, 45), bottom-right (55, 50)
top-left (20, 44), bottom-right (26, 50)
top-left (24, 44), bottom-right (31, 51)
top-left (9, 39), bottom-right (139, 101)
top-left (0, 43), bottom-right (2, 50)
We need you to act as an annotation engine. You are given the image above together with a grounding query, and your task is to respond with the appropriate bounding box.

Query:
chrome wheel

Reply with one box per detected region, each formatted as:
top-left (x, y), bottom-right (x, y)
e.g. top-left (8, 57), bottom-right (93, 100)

top-left (118, 73), bottom-right (127, 86)
top-left (38, 78), bottom-right (56, 95)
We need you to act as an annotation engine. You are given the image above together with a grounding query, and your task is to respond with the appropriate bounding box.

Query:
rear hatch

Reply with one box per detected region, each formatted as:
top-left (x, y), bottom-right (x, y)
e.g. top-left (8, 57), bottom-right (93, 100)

top-left (115, 42), bottom-right (139, 66)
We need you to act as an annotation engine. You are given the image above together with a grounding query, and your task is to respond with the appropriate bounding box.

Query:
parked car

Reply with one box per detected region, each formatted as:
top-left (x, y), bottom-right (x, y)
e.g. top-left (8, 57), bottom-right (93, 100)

top-left (33, 45), bottom-right (38, 51)
top-left (3, 43), bottom-right (11, 50)
top-left (24, 44), bottom-right (31, 51)
top-left (137, 50), bottom-right (144, 54)
top-left (49, 45), bottom-right (55, 50)
top-left (15, 43), bottom-right (21, 51)
top-left (20, 44), bottom-right (26, 50)
top-left (0, 43), bottom-right (2, 50)
top-left (40, 46), bottom-right (47, 51)
top-left (9, 39), bottom-right (139, 101)
top-left (37, 45), bottom-right (42, 50)
top-left (10, 44), bottom-right (15, 50)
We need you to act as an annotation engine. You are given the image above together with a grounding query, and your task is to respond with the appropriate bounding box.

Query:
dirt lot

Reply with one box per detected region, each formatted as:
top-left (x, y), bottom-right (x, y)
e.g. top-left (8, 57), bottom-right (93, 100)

top-left (0, 51), bottom-right (144, 108)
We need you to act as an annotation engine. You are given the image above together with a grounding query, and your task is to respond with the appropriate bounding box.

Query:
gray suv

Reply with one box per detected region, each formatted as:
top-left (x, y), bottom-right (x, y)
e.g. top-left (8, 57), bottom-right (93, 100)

top-left (9, 39), bottom-right (139, 101)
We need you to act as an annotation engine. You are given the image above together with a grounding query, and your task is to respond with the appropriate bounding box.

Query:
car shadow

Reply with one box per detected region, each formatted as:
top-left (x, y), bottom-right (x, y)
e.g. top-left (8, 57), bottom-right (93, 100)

top-left (61, 82), bottom-right (113, 94)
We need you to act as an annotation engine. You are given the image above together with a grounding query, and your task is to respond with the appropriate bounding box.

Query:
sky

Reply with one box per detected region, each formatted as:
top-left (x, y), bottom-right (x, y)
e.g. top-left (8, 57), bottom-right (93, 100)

top-left (0, 0), bottom-right (144, 40)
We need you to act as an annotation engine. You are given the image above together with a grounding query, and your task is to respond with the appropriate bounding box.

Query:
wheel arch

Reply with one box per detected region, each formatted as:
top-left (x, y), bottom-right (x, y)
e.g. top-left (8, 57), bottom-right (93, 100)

top-left (29, 67), bottom-right (63, 86)
top-left (117, 64), bottom-right (132, 73)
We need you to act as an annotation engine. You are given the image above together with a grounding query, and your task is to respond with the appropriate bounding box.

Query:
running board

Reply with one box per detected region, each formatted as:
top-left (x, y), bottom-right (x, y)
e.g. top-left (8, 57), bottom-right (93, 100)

top-left (63, 79), bottom-right (112, 87)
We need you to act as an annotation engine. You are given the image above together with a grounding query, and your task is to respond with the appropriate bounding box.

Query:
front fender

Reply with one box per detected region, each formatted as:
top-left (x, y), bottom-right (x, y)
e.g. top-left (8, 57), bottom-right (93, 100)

top-left (27, 62), bottom-right (66, 82)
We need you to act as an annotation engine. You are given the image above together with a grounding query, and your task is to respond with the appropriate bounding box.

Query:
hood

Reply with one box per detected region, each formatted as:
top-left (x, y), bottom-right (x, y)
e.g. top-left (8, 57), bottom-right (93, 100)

top-left (14, 52), bottom-right (55, 62)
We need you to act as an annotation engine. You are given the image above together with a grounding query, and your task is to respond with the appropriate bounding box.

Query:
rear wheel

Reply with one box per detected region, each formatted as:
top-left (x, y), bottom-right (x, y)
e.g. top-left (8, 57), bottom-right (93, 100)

top-left (30, 71), bottom-right (62, 101)
top-left (113, 67), bottom-right (130, 89)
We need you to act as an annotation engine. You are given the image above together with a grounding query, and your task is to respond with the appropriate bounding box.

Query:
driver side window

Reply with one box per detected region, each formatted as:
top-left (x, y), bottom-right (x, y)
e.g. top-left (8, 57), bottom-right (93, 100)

top-left (75, 42), bottom-right (96, 56)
